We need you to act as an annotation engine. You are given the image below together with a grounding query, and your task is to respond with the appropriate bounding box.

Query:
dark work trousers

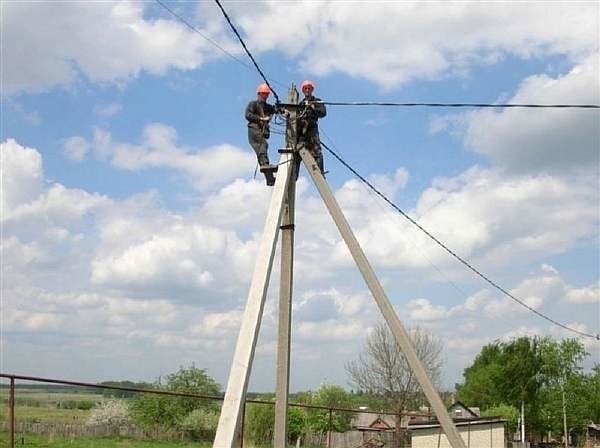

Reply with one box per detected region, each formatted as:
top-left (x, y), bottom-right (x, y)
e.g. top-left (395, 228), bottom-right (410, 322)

top-left (248, 127), bottom-right (269, 166)
top-left (298, 128), bottom-right (324, 175)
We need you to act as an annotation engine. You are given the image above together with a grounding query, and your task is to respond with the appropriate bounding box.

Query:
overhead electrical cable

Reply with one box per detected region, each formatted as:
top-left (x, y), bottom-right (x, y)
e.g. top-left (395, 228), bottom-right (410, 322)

top-left (153, 0), bottom-right (286, 90)
top-left (319, 137), bottom-right (599, 341)
top-left (213, 0), bottom-right (282, 103)
top-left (320, 101), bottom-right (600, 109)
top-left (153, 0), bottom-right (252, 70)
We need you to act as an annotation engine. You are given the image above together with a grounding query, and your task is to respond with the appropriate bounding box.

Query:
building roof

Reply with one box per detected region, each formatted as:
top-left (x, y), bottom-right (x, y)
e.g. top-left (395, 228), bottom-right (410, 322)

top-left (352, 413), bottom-right (396, 431)
top-left (408, 419), bottom-right (507, 431)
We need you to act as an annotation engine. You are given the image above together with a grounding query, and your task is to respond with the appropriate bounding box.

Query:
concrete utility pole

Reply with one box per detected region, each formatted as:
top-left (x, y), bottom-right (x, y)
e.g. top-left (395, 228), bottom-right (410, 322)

top-left (274, 85), bottom-right (299, 448)
top-left (213, 84), bottom-right (466, 448)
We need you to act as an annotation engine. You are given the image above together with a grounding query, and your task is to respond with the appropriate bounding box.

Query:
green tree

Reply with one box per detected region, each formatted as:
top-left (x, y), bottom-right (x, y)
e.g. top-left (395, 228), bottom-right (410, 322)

top-left (482, 404), bottom-right (519, 433)
top-left (457, 342), bottom-right (505, 409)
top-left (540, 338), bottom-right (587, 445)
top-left (587, 364), bottom-right (600, 422)
top-left (302, 384), bottom-right (353, 433)
top-left (245, 401), bottom-right (274, 444)
top-left (129, 365), bottom-right (220, 431)
top-left (245, 398), bottom-right (308, 444)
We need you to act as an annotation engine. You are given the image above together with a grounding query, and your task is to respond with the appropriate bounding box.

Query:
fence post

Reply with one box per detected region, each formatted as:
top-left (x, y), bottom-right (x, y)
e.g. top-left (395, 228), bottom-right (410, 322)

top-left (239, 400), bottom-right (246, 448)
top-left (327, 409), bottom-right (333, 448)
top-left (8, 376), bottom-right (15, 448)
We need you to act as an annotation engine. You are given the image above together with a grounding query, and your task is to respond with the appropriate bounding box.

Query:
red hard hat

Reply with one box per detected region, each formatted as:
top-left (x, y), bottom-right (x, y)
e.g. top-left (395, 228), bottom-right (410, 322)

top-left (256, 83), bottom-right (271, 95)
top-left (301, 80), bottom-right (315, 91)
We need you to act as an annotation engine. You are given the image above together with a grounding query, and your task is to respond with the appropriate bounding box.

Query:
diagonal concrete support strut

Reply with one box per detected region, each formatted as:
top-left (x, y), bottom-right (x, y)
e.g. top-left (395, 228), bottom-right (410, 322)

top-left (298, 147), bottom-right (467, 448)
top-left (213, 150), bottom-right (293, 448)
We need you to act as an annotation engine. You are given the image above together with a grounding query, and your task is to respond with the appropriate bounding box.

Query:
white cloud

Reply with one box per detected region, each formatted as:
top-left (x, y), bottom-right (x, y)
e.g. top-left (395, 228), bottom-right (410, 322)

top-left (91, 222), bottom-right (256, 303)
top-left (3, 1), bottom-right (222, 95)
top-left (406, 298), bottom-right (448, 321)
top-left (64, 136), bottom-right (90, 161)
top-left (94, 103), bottom-right (122, 118)
top-left (327, 167), bottom-right (598, 271)
top-left (462, 54), bottom-right (600, 174)
top-left (6, 2), bottom-right (598, 96)
top-left (91, 123), bottom-right (256, 190)
top-left (1, 139), bottom-right (44, 215)
top-left (207, 1), bottom-right (598, 88)
top-left (565, 283), bottom-right (600, 304)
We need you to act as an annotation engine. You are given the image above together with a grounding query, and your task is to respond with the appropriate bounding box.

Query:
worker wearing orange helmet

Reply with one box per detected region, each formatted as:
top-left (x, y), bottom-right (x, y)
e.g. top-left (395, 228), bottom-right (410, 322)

top-left (299, 80), bottom-right (327, 174)
top-left (246, 83), bottom-right (277, 185)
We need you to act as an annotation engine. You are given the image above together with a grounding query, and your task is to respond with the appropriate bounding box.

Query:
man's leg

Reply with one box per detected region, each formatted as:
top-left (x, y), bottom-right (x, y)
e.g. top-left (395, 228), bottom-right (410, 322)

top-left (249, 129), bottom-right (275, 186)
top-left (308, 134), bottom-right (324, 175)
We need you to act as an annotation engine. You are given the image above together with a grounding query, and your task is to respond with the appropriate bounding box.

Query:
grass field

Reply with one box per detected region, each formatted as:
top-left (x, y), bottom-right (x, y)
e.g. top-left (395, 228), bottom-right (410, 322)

top-left (0, 432), bottom-right (211, 447)
top-left (0, 405), bottom-right (92, 424)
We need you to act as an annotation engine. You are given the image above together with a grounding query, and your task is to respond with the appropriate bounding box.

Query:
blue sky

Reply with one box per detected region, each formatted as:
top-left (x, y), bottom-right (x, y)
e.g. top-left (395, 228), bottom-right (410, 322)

top-left (1, 1), bottom-right (599, 393)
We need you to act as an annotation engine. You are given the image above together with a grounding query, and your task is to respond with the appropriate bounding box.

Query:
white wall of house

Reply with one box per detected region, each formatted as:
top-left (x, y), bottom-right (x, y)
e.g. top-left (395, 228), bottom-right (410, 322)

top-left (411, 422), bottom-right (505, 448)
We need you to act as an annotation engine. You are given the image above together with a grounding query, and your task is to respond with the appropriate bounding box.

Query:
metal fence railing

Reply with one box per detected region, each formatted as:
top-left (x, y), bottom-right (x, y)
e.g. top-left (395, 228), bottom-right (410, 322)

top-left (0, 373), bottom-right (429, 448)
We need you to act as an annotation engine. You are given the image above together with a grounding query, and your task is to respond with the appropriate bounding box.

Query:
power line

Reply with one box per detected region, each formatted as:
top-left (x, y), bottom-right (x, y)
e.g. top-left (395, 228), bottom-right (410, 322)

top-left (153, 0), bottom-right (252, 71)
top-left (320, 101), bottom-right (600, 109)
top-left (320, 138), bottom-right (599, 341)
top-left (213, 0), bottom-right (281, 103)
top-left (153, 0), bottom-right (286, 91)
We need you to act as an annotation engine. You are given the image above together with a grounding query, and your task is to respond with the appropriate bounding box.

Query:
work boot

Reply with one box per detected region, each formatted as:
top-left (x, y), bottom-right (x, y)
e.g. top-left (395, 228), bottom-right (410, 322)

top-left (265, 173), bottom-right (275, 186)
top-left (260, 164), bottom-right (278, 173)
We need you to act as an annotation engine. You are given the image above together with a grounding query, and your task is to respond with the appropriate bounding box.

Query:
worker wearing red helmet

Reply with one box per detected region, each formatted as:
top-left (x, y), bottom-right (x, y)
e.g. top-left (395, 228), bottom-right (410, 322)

top-left (246, 83), bottom-right (277, 186)
top-left (299, 80), bottom-right (327, 174)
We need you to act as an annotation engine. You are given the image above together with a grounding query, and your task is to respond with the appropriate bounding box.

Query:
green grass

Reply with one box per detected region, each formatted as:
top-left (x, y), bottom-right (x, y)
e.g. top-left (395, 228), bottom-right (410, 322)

top-left (0, 432), bottom-right (212, 447)
top-left (0, 406), bottom-right (92, 424)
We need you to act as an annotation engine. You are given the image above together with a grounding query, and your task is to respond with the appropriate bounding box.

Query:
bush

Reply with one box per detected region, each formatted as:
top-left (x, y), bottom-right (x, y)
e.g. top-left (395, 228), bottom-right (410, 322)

top-left (86, 399), bottom-right (130, 428)
top-left (129, 365), bottom-right (220, 430)
top-left (180, 408), bottom-right (219, 440)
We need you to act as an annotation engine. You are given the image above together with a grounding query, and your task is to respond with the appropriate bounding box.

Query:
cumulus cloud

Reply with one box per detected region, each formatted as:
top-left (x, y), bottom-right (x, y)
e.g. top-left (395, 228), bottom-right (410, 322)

top-left (404, 264), bottom-right (598, 324)
top-left (326, 167), bottom-right (598, 271)
top-left (462, 54), bottom-right (600, 174)
top-left (1, 139), bottom-right (44, 214)
top-left (204, 1), bottom-right (598, 88)
top-left (3, 1), bottom-right (226, 95)
top-left (90, 124), bottom-right (256, 190)
top-left (64, 136), bottom-right (90, 161)
top-left (6, 2), bottom-right (598, 96)
top-left (91, 221), bottom-right (256, 303)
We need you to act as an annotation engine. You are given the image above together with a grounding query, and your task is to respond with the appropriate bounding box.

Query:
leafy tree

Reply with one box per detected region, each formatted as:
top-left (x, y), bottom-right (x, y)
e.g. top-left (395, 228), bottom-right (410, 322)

top-left (458, 336), bottom-right (592, 444)
top-left (302, 384), bottom-right (353, 433)
top-left (482, 404), bottom-right (519, 433)
top-left (457, 342), bottom-right (505, 409)
top-left (587, 364), bottom-right (600, 422)
top-left (245, 399), bottom-right (308, 444)
top-left (347, 324), bottom-right (444, 445)
top-left (129, 365), bottom-right (220, 431)
top-left (245, 401), bottom-right (274, 444)
top-left (540, 338), bottom-right (587, 445)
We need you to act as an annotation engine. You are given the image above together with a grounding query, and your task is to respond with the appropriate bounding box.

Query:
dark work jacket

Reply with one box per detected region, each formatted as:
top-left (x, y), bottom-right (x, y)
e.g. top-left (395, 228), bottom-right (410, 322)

top-left (245, 99), bottom-right (276, 138)
top-left (299, 95), bottom-right (326, 136)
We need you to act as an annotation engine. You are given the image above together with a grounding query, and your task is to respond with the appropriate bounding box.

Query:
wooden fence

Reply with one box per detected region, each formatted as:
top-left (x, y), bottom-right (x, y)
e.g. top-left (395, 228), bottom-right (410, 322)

top-left (1, 421), bottom-right (186, 441)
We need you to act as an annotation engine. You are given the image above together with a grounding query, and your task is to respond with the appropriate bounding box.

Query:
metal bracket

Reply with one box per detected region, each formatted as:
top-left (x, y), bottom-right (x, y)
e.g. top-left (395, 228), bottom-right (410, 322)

top-left (279, 224), bottom-right (295, 231)
top-left (278, 148), bottom-right (295, 154)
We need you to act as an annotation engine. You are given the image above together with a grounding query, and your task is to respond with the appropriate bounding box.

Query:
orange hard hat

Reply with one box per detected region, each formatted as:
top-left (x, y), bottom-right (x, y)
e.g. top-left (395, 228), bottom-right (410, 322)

top-left (301, 80), bottom-right (315, 91)
top-left (256, 83), bottom-right (271, 95)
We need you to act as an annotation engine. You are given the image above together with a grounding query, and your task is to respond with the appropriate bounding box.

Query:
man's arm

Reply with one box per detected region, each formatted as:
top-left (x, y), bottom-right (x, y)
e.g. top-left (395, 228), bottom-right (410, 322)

top-left (312, 98), bottom-right (327, 119)
top-left (245, 101), bottom-right (262, 124)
